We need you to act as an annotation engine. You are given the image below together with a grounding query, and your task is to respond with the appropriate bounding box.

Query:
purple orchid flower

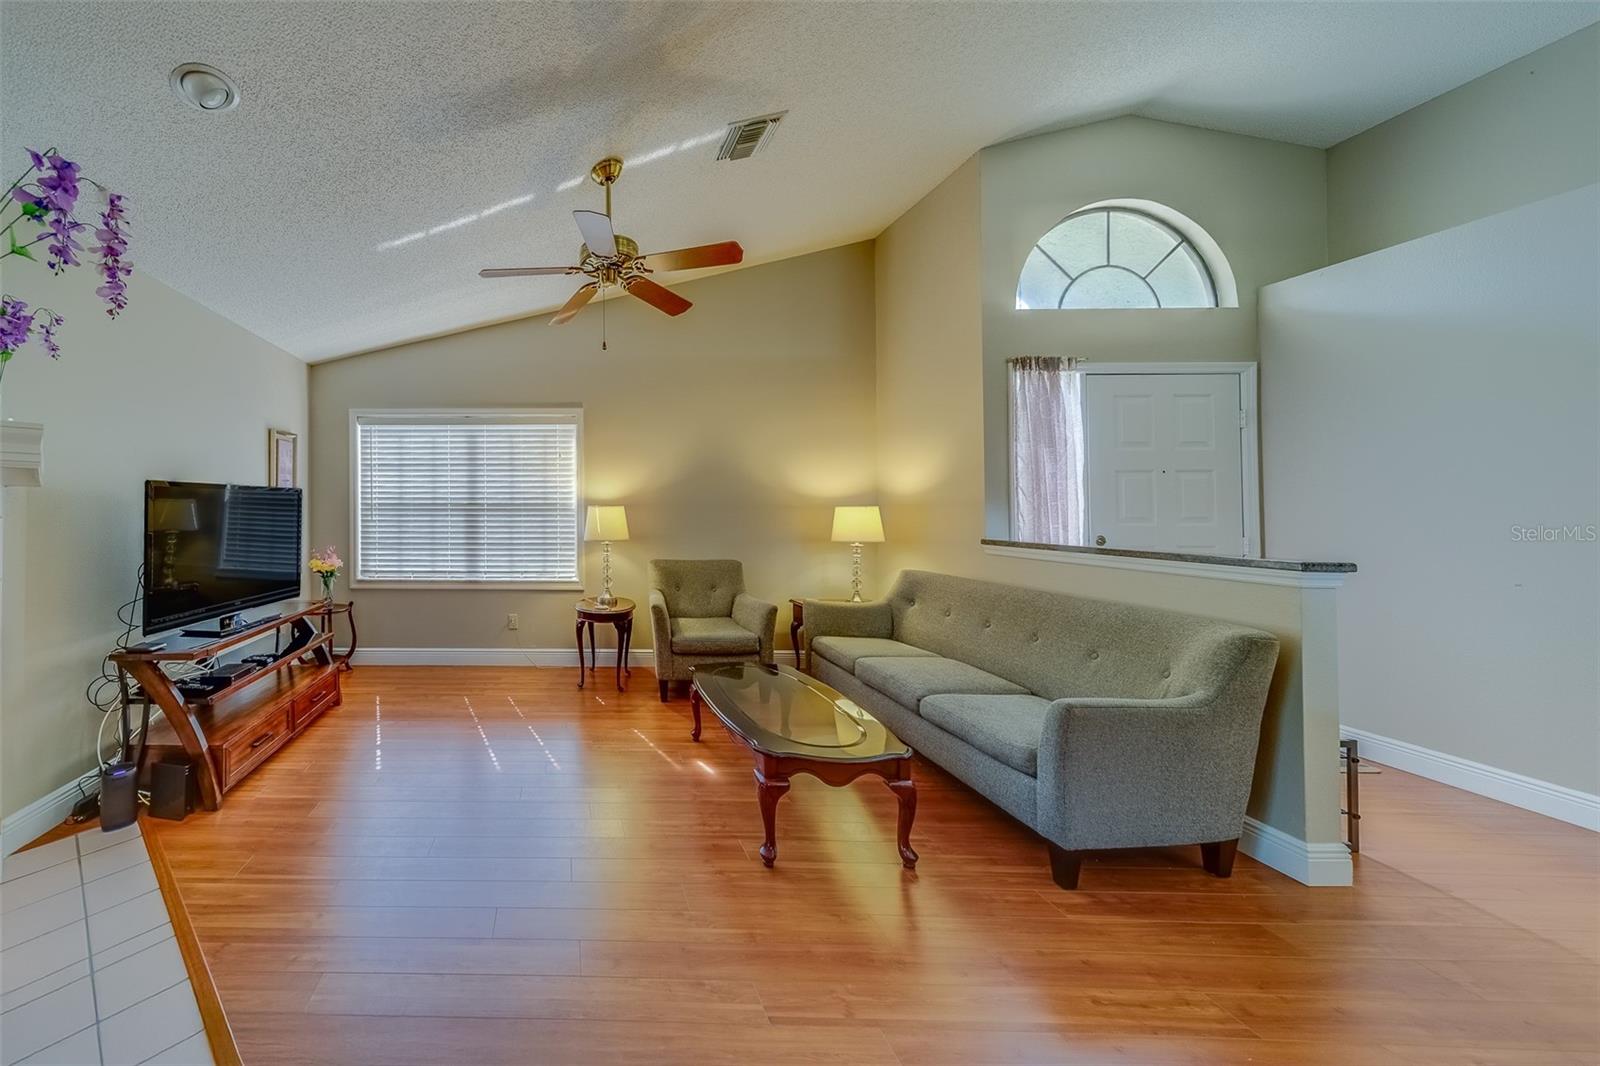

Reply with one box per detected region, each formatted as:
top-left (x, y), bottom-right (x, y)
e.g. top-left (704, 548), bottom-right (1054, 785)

top-left (93, 192), bottom-right (131, 316)
top-left (2, 149), bottom-right (133, 367)
top-left (36, 155), bottom-right (79, 214)
top-left (45, 214), bottom-right (84, 273)
top-left (36, 310), bottom-right (63, 358)
top-left (0, 296), bottom-right (36, 353)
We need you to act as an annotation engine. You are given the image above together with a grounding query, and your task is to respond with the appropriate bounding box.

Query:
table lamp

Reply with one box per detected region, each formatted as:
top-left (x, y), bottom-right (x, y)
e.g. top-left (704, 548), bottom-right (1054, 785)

top-left (831, 505), bottom-right (884, 602)
top-left (585, 505), bottom-right (630, 607)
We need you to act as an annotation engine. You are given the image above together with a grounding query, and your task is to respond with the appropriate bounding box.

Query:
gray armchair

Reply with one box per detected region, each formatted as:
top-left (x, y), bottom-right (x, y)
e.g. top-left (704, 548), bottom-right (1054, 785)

top-left (648, 559), bottom-right (777, 701)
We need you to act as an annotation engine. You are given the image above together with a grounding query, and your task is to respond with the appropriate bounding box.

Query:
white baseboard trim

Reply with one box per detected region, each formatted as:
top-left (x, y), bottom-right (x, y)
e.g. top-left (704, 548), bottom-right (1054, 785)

top-left (1239, 816), bottom-right (1352, 887)
top-left (349, 647), bottom-right (798, 669)
top-left (2, 775), bottom-right (96, 858)
top-left (1341, 726), bottom-right (1600, 832)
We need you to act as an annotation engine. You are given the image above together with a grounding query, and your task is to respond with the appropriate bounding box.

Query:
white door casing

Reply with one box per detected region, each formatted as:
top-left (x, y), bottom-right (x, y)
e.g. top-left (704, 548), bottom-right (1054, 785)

top-left (1084, 370), bottom-right (1250, 556)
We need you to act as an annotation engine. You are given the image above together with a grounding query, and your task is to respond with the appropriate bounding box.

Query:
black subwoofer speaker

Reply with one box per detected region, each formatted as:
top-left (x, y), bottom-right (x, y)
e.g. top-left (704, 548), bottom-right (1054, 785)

top-left (148, 760), bottom-right (195, 821)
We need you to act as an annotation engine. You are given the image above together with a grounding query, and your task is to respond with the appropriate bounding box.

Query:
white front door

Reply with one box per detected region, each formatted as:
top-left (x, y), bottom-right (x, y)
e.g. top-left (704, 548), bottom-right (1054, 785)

top-left (1084, 373), bottom-right (1248, 555)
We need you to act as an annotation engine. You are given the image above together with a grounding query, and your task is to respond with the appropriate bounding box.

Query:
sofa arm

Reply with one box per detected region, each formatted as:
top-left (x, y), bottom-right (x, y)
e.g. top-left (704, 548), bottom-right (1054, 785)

top-left (732, 593), bottom-right (778, 664)
top-left (799, 600), bottom-right (893, 651)
top-left (1035, 693), bottom-right (1258, 852)
top-left (648, 589), bottom-right (675, 676)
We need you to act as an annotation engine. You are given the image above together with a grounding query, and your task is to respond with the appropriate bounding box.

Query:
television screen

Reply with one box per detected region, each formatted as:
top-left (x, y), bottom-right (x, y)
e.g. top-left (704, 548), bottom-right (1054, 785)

top-left (143, 481), bottom-right (303, 634)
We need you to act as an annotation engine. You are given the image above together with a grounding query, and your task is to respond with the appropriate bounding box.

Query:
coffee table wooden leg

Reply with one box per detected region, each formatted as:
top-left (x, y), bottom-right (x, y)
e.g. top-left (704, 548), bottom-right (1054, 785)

top-left (889, 774), bottom-right (919, 868)
top-left (755, 769), bottom-right (791, 868)
top-left (689, 683), bottom-right (702, 741)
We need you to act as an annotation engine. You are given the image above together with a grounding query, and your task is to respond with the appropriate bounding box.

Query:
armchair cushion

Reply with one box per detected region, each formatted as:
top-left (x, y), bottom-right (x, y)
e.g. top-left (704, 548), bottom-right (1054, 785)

top-left (670, 617), bottom-right (761, 655)
top-left (650, 559), bottom-right (744, 618)
top-left (812, 636), bottom-right (936, 673)
top-left (920, 693), bottom-right (1051, 776)
top-left (854, 656), bottom-right (1027, 709)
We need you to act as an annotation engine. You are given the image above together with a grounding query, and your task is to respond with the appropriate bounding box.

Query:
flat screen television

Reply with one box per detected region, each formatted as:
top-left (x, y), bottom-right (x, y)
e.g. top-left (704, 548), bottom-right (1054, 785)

top-left (143, 480), bottom-right (303, 635)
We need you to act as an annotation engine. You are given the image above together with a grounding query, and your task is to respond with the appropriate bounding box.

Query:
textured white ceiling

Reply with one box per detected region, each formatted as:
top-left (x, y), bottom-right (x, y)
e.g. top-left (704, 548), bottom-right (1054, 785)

top-left (3, 1), bottom-right (1595, 361)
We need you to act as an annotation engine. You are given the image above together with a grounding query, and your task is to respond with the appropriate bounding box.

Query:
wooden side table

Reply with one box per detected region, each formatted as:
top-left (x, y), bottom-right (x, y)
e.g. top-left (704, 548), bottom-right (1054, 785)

top-left (318, 600), bottom-right (358, 672)
top-left (576, 597), bottom-right (635, 692)
top-left (789, 598), bottom-right (806, 670)
top-left (789, 598), bottom-right (851, 672)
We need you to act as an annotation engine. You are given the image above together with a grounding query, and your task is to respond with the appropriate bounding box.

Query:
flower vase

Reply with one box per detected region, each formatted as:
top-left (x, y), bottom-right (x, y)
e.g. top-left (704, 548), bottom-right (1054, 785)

top-left (319, 574), bottom-right (336, 603)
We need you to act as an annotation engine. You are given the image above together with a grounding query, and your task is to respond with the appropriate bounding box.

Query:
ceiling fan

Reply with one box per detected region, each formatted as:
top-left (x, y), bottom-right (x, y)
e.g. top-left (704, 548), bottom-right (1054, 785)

top-left (478, 156), bottom-right (743, 340)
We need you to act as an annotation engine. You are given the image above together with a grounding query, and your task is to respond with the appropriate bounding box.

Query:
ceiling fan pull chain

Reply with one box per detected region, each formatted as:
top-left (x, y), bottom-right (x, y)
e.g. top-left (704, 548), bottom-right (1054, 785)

top-left (601, 284), bottom-right (608, 351)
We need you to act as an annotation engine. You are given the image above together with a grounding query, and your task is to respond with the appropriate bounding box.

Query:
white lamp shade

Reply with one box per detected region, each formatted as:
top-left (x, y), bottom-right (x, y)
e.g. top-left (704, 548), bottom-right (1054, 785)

top-left (831, 505), bottom-right (884, 543)
top-left (584, 505), bottom-right (630, 541)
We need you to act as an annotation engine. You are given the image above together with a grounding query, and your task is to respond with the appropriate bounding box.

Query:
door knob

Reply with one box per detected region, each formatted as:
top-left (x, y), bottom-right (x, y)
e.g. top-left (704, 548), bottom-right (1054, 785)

top-left (1095, 535), bottom-right (1106, 546)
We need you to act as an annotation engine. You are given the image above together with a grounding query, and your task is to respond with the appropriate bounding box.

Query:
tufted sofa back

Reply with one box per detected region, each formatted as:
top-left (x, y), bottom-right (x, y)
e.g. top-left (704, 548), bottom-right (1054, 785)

top-left (886, 570), bottom-right (1272, 702)
top-left (649, 559), bottom-right (746, 618)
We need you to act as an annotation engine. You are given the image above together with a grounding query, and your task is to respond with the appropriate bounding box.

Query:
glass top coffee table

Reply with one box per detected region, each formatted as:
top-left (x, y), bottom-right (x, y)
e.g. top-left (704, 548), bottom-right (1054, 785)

top-left (690, 663), bottom-right (918, 869)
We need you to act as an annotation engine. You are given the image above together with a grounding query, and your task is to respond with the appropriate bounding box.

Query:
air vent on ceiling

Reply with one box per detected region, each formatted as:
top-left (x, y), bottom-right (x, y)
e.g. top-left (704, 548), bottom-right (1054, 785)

top-left (716, 111), bottom-right (786, 161)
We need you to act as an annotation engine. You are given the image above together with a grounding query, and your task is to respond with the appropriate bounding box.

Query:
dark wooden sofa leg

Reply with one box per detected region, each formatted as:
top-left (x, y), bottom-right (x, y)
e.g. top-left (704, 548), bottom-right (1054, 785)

top-left (1047, 844), bottom-right (1084, 890)
top-left (1201, 838), bottom-right (1239, 878)
top-left (658, 680), bottom-right (670, 702)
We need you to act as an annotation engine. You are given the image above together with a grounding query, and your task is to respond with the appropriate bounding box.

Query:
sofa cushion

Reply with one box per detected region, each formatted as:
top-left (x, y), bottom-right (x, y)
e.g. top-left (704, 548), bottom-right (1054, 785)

top-left (886, 569), bottom-right (1264, 701)
top-left (920, 693), bottom-right (1051, 776)
top-left (670, 617), bottom-right (760, 655)
top-left (812, 636), bottom-right (937, 673)
top-left (854, 656), bottom-right (1027, 709)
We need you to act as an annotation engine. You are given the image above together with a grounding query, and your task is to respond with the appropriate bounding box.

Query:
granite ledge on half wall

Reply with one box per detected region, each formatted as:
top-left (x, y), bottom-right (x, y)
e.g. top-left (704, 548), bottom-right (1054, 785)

top-left (981, 539), bottom-right (1358, 573)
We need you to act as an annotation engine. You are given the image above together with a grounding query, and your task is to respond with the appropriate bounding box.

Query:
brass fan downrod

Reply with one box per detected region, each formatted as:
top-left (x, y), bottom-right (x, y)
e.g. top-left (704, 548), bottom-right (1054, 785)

top-left (589, 157), bottom-right (623, 351)
top-left (591, 156), bottom-right (622, 217)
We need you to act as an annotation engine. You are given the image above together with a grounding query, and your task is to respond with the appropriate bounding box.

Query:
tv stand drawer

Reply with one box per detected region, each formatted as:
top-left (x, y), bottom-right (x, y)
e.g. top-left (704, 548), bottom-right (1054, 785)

top-left (293, 673), bottom-right (340, 729)
top-left (218, 707), bottom-right (290, 789)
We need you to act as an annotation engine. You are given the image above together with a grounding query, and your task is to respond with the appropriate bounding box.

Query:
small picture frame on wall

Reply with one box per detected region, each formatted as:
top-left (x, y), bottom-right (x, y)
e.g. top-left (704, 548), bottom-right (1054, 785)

top-left (268, 428), bottom-right (298, 488)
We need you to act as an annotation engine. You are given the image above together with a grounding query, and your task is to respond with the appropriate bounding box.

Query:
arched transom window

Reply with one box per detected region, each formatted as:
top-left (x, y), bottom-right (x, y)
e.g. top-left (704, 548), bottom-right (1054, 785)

top-left (1016, 206), bottom-right (1219, 310)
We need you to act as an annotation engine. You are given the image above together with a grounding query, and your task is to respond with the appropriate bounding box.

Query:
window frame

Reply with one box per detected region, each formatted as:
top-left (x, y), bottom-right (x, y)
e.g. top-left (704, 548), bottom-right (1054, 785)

top-left (1018, 206), bottom-right (1219, 311)
top-left (347, 407), bottom-right (585, 591)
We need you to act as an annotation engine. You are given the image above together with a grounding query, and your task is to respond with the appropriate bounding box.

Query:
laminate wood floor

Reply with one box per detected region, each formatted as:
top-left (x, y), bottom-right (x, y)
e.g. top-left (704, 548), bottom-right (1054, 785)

top-left (148, 666), bottom-right (1600, 1065)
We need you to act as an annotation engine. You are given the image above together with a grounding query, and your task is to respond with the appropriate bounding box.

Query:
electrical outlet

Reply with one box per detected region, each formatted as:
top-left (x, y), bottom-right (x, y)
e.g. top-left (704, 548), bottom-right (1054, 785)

top-left (506, 613), bottom-right (519, 630)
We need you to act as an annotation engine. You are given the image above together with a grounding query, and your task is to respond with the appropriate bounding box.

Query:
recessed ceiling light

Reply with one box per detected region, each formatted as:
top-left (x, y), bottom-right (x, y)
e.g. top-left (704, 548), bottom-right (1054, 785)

top-left (170, 63), bottom-right (239, 112)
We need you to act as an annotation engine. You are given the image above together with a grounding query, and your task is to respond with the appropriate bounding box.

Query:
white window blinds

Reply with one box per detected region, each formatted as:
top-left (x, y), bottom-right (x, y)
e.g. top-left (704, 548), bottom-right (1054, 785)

top-left (354, 412), bottom-right (580, 584)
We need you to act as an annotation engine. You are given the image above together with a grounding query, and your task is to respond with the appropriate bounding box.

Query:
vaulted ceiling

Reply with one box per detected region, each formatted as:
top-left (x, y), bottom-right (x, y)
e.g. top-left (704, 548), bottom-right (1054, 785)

top-left (4, 1), bottom-right (1595, 361)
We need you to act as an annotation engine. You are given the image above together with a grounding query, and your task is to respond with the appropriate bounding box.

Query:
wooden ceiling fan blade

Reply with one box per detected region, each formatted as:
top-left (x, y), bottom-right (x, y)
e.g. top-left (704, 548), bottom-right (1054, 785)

top-left (479, 266), bottom-right (575, 278)
top-left (572, 210), bottom-right (616, 257)
top-left (624, 276), bottom-right (692, 317)
top-left (550, 283), bottom-right (599, 325)
top-left (641, 241), bottom-right (744, 272)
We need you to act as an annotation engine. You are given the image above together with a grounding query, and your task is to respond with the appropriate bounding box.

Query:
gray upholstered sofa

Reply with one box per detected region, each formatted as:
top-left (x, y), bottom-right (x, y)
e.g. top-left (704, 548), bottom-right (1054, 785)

top-left (649, 559), bottom-right (778, 701)
top-left (802, 570), bottom-right (1280, 888)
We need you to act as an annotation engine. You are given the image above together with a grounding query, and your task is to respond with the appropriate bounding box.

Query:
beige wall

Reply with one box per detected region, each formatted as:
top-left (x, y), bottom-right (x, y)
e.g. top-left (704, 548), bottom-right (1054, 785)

top-left (875, 151), bottom-right (1344, 860)
top-left (0, 268), bottom-right (307, 820)
top-left (1262, 186), bottom-right (1600, 797)
top-left (1328, 24), bottom-right (1600, 263)
top-left (308, 243), bottom-right (878, 654)
top-left (977, 117), bottom-right (1327, 531)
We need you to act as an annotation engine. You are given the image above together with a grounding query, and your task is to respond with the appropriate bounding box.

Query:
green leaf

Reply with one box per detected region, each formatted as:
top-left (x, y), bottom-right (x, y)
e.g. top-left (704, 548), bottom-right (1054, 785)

top-left (19, 201), bottom-right (44, 219)
top-left (1, 350), bottom-right (12, 362)
top-left (8, 229), bottom-right (35, 260)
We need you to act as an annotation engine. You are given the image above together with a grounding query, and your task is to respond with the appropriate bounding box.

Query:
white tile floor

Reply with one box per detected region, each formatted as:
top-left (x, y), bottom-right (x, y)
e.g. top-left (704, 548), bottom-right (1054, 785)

top-left (1, 825), bottom-right (213, 1066)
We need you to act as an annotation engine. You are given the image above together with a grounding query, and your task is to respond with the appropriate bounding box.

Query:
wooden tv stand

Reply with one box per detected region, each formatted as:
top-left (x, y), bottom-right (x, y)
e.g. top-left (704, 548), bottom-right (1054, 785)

top-left (111, 601), bottom-right (344, 810)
